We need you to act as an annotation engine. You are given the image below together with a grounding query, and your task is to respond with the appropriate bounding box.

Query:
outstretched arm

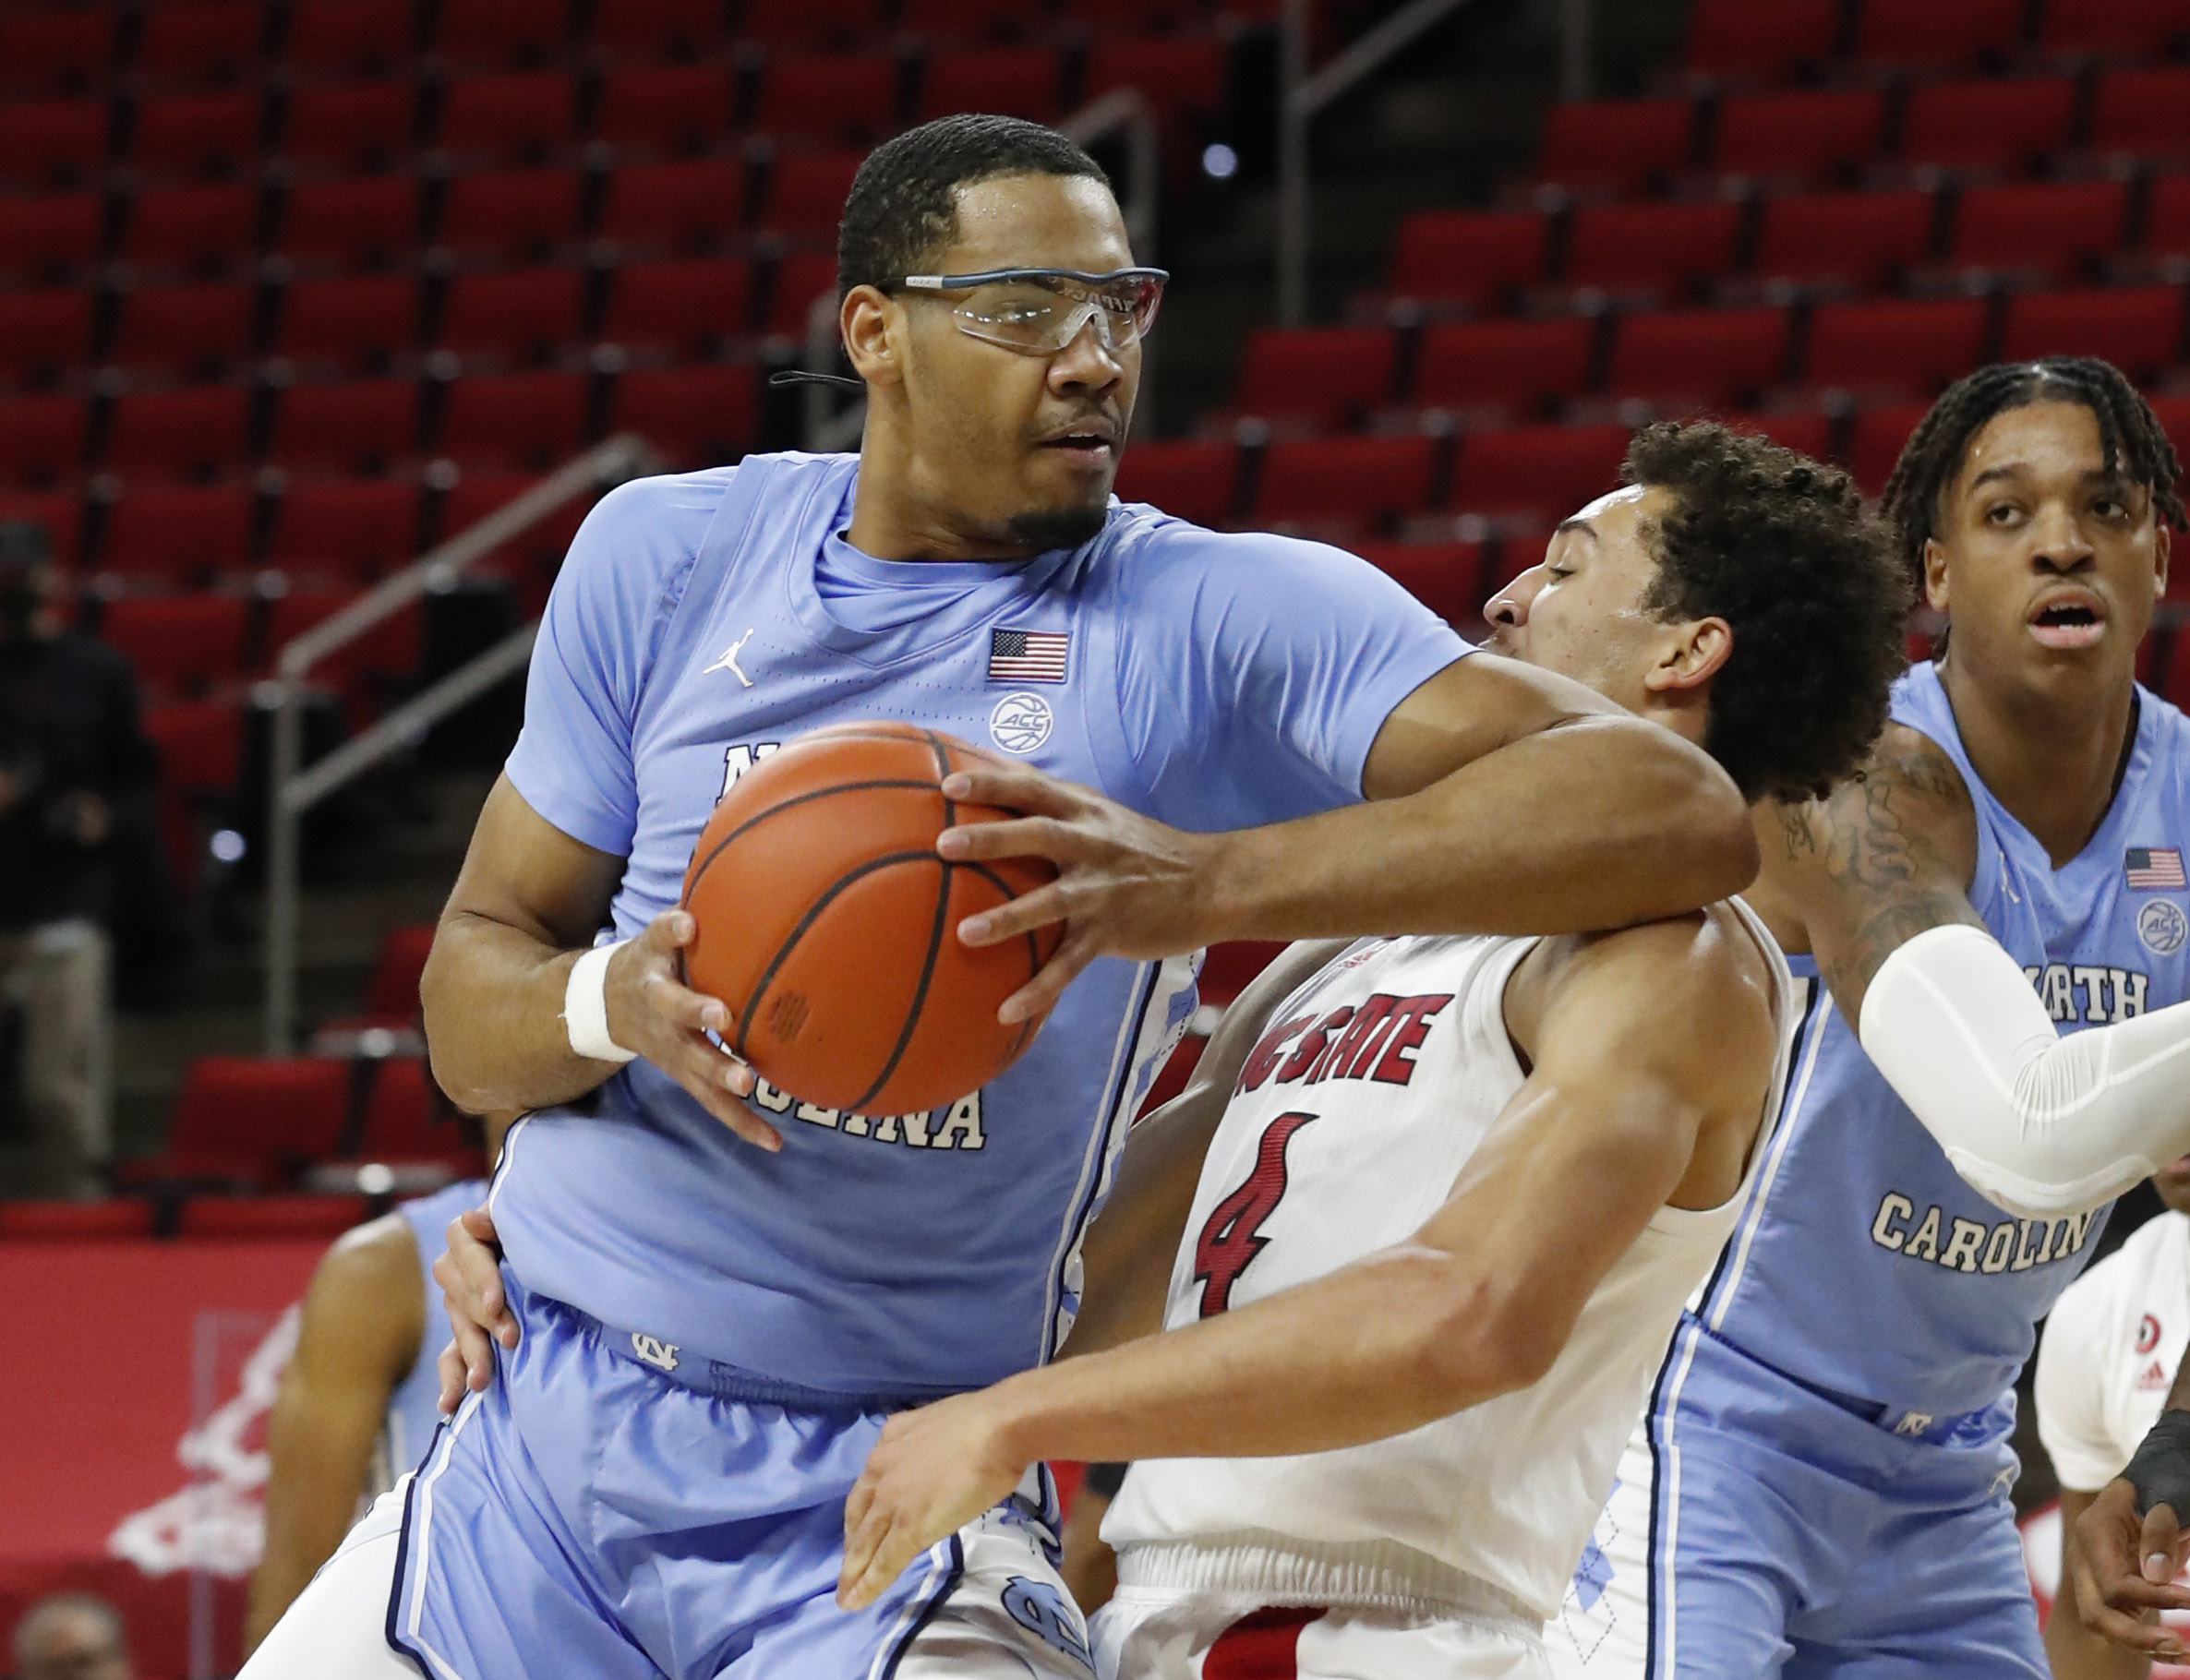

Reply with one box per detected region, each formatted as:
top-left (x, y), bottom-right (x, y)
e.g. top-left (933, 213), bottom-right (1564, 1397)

top-left (2074, 1353), bottom-right (2190, 1657)
top-left (836, 910), bottom-right (1776, 1607)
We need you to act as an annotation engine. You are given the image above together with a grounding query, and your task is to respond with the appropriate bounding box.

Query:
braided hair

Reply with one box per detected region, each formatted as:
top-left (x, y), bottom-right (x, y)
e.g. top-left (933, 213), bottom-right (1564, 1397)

top-left (1880, 357), bottom-right (2186, 594)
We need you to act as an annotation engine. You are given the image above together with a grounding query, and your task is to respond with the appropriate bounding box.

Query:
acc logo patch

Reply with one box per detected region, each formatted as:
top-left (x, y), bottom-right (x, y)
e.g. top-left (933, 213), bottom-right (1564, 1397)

top-left (989, 690), bottom-right (1053, 756)
top-left (2138, 898), bottom-right (2188, 957)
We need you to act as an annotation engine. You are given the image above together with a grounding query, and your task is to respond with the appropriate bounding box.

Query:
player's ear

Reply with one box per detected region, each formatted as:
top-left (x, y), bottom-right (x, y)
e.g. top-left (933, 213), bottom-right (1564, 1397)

top-left (2154, 517), bottom-right (2172, 601)
top-left (1922, 535), bottom-right (1952, 616)
top-left (1643, 616), bottom-right (1732, 696)
top-left (841, 286), bottom-right (905, 389)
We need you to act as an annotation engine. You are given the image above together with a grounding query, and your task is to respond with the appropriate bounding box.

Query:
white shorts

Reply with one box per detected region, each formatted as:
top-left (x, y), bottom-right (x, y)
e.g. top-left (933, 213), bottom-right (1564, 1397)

top-left (1092, 1585), bottom-right (1552, 1680)
top-left (241, 1475), bottom-right (1098, 1680)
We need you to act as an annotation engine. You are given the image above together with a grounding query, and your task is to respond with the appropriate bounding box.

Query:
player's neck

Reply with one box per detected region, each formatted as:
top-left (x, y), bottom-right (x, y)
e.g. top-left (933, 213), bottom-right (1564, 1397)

top-left (846, 457), bottom-right (1042, 563)
top-left (1939, 653), bottom-right (2139, 868)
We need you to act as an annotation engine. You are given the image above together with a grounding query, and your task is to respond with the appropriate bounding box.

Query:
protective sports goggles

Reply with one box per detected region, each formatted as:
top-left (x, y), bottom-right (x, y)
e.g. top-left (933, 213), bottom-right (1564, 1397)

top-left (898, 266), bottom-right (1168, 355)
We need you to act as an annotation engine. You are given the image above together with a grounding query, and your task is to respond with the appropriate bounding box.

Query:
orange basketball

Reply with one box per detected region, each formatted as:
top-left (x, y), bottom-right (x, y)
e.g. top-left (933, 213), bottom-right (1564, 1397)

top-left (677, 721), bottom-right (1064, 1117)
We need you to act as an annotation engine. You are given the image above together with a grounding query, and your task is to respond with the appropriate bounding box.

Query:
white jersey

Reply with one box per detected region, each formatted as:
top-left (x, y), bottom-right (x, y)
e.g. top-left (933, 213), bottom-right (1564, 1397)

top-left (2036, 1209), bottom-right (2190, 1492)
top-left (1102, 912), bottom-right (1796, 1625)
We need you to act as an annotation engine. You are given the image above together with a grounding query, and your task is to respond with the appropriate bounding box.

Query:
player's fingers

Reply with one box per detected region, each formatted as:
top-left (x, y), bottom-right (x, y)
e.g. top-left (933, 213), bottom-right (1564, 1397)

top-left (668, 1055), bottom-right (782, 1151)
top-left (643, 969), bottom-right (733, 1038)
top-left (1000, 930), bottom-right (1098, 1026)
top-left (937, 813), bottom-right (1083, 868)
top-left (643, 907), bottom-right (699, 951)
top-left (436, 1340), bottom-right (466, 1415)
top-left (2144, 1504), bottom-right (2185, 1581)
top-left (939, 765), bottom-right (1084, 818)
top-left (957, 880), bottom-right (1071, 949)
top-left (454, 1205), bottom-right (499, 1245)
top-left (449, 1312), bottom-right (498, 1394)
top-left (440, 1219), bottom-right (517, 1347)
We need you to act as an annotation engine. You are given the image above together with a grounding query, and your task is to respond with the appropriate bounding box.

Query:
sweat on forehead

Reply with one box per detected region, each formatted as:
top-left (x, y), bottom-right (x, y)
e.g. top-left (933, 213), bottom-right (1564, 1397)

top-left (1570, 486), bottom-right (1648, 523)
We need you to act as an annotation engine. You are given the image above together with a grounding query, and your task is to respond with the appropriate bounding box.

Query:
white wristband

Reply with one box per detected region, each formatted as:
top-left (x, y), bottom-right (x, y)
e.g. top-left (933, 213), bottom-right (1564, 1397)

top-left (563, 940), bottom-right (636, 1064)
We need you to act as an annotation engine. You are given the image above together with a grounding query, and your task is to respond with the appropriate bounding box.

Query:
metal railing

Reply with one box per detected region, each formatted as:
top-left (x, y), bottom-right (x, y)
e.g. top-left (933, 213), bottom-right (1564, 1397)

top-left (261, 432), bottom-right (667, 1051)
top-left (800, 87), bottom-right (1164, 451)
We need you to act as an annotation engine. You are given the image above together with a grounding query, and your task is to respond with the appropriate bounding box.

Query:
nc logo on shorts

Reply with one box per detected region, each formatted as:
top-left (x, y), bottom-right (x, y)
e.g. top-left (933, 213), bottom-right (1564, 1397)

top-left (1000, 1577), bottom-right (1093, 1671)
top-left (630, 1331), bottom-right (680, 1372)
top-left (2139, 898), bottom-right (2188, 956)
top-left (989, 691), bottom-right (1053, 756)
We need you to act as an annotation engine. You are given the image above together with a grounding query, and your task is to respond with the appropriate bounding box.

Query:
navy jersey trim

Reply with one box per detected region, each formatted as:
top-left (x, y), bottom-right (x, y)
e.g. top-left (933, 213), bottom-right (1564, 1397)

top-left (876, 1533), bottom-right (967, 1680)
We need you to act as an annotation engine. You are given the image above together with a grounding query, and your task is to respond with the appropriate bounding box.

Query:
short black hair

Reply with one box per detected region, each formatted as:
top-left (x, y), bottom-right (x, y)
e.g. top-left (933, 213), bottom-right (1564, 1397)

top-left (836, 114), bottom-right (1111, 298)
top-left (1625, 421), bottom-right (1909, 804)
top-left (1881, 356), bottom-right (2186, 591)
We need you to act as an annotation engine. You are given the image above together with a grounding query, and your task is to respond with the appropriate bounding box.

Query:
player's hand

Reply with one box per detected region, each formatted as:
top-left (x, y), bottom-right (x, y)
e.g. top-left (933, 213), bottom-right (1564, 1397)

top-left (935, 764), bottom-right (1223, 1024)
top-left (837, 1391), bottom-right (1028, 1611)
top-left (2070, 1476), bottom-right (2190, 1656)
top-left (434, 1206), bottom-right (514, 1414)
top-left (603, 909), bottom-right (780, 1151)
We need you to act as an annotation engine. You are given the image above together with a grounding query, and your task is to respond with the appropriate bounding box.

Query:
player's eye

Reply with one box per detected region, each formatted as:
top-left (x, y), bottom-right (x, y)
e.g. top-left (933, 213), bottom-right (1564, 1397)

top-left (1985, 502), bottom-right (2023, 526)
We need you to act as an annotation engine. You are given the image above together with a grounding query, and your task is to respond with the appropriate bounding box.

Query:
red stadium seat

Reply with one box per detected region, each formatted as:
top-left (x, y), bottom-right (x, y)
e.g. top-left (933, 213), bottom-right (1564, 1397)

top-left (437, 168), bottom-right (583, 262)
top-left (1412, 318), bottom-right (1594, 414)
top-left (897, 0), bottom-right (1029, 42)
top-left (1685, 0), bottom-right (1838, 81)
top-left (1232, 327), bottom-right (1398, 427)
top-left (2039, 0), bottom-right (2190, 58)
top-left (1899, 78), bottom-right (2076, 172)
top-left (768, 251), bottom-right (841, 336)
top-left (366, 926), bottom-right (439, 1017)
top-left (1998, 286), bottom-right (2185, 377)
top-left (1112, 438), bottom-right (1239, 528)
top-left (1387, 210), bottom-right (1549, 310)
top-left (287, 0), bottom-right (416, 78)
top-left (738, 0), bottom-right (882, 50)
top-left (1084, 38), bottom-right (1228, 117)
top-left (0, 491), bottom-right (85, 567)
top-left (0, 12), bottom-right (116, 100)
top-left (282, 78), bottom-right (418, 171)
top-left (599, 160), bottom-right (749, 253)
top-left (433, 0), bottom-right (568, 65)
top-left (270, 379), bottom-right (420, 474)
top-left (438, 470), bottom-right (593, 590)
top-left (1712, 90), bottom-right (1883, 183)
top-left (0, 101), bottom-right (111, 191)
top-left (0, 196), bottom-right (103, 287)
top-left (1606, 307), bottom-right (1790, 405)
top-left (0, 292), bottom-right (93, 388)
top-left (121, 184), bottom-right (260, 274)
top-left (608, 367), bottom-right (762, 468)
top-left (276, 175), bottom-right (420, 270)
top-left (1847, 402), bottom-right (1931, 493)
top-left (265, 584), bottom-right (421, 685)
top-left (1805, 297), bottom-right (1990, 395)
top-left (2139, 175), bottom-right (2190, 262)
top-left (1565, 200), bottom-right (1741, 298)
top-left (101, 594), bottom-right (252, 698)
top-left (98, 486), bottom-right (254, 583)
top-left (115, 1055), bottom-right (353, 1193)
top-left (343, 1061), bottom-right (479, 1170)
top-left (1451, 424), bottom-right (1628, 523)
top-left (102, 387), bottom-right (252, 478)
top-left (270, 478), bottom-right (422, 576)
top-left (0, 1199), bottom-right (153, 1241)
top-left (602, 259), bottom-right (757, 354)
top-left (107, 283), bottom-right (256, 378)
top-left (1056, 0), bottom-right (1204, 31)
top-left (916, 49), bottom-right (1062, 126)
top-left (1252, 435), bottom-right (1437, 526)
top-left (435, 72), bottom-right (576, 164)
top-left (1352, 540), bottom-right (1486, 626)
top-left (136, 2), bottom-right (266, 89)
top-left (750, 55), bottom-right (898, 144)
top-left (592, 0), bottom-right (726, 57)
top-left (129, 90), bottom-right (262, 177)
top-left (596, 65), bottom-right (736, 157)
top-left (438, 371), bottom-right (589, 468)
top-left (1948, 180), bottom-right (2128, 279)
top-left (758, 151), bottom-right (867, 240)
top-left (1733, 409), bottom-right (1835, 461)
top-left (435, 269), bottom-right (584, 361)
top-left (144, 697), bottom-right (246, 791)
top-left (278, 275), bottom-right (421, 368)
top-left (180, 1194), bottom-right (376, 1240)
top-left (1853, 0), bottom-right (2025, 66)
top-left (1752, 189), bottom-right (1936, 289)
top-left (2092, 69), bottom-right (2190, 159)
top-left (0, 397), bottom-right (87, 487)
top-left (1536, 100), bottom-right (1694, 194)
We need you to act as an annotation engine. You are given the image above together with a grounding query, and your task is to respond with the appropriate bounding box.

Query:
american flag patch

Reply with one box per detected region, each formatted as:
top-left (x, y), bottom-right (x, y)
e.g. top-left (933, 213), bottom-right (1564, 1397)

top-left (2127, 846), bottom-right (2187, 890)
top-left (989, 628), bottom-right (1069, 683)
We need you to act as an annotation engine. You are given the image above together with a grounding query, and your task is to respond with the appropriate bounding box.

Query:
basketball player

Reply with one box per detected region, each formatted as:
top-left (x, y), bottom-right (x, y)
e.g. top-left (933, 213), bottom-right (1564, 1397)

top-left (240, 116), bottom-right (1751, 1679)
top-left (1551, 359), bottom-right (2190, 1679)
top-left (830, 421), bottom-right (1908, 1677)
top-left (2036, 1156), bottom-right (2190, 1677)
top-left (241, 1115), bottom-right (507, 1655)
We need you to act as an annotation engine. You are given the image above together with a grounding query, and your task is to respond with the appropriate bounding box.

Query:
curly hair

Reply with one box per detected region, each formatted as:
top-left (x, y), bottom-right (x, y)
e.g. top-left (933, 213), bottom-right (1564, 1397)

top-left (1625, 421), bottom-right (1909, 804)
top-left (1880, 357), bottom-right (2186, 592)
top-left (837, 115), bottom-right (1110, 298)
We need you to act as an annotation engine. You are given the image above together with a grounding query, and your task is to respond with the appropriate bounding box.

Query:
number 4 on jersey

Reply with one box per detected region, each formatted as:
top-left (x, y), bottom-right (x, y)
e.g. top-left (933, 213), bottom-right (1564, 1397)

top-left (1191, 1111), bottom-right (1316, 1318)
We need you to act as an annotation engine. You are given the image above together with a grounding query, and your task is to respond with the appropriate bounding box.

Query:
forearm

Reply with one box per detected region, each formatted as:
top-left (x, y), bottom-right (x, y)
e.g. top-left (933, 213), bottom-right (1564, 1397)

top-left (245, 1409), bottom-right (377, 1651)
top-left (2047, 1589), bottom-right (2153, 1680)
top-left (421, 912), bottom-right (611, 1114)
top-left (1209, 716), bottom-right (1753, 941)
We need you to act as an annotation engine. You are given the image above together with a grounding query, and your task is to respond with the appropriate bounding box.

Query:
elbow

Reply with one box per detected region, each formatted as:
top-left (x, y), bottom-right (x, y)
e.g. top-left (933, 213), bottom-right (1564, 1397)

top-left (1411, 1270), bottom-right (1562, 1406)
top-left (418, 932), bottom-right (490, 1113)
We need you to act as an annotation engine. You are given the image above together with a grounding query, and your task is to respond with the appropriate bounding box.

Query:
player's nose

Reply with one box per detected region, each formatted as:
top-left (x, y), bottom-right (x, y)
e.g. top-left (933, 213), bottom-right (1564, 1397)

top-left (1485, 570), bottom-right (1542, 629)
top-left (1046, 317), bottom-right (1126, 393)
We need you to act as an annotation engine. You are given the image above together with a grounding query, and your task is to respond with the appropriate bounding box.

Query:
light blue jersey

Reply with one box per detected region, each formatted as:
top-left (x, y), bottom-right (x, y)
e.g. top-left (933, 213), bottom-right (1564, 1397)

top-left (1553, 660), bottom-right (2190, 1679)
top-left (490, 451), bottom-right (1465, 1399)
top-left (382, 1179), bottom-right (487, 1482)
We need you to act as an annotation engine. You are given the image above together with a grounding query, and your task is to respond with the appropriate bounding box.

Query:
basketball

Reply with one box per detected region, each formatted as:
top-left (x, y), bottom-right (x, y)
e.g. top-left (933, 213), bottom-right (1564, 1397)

top-left (678, 721), bottom-right (1064, 1116)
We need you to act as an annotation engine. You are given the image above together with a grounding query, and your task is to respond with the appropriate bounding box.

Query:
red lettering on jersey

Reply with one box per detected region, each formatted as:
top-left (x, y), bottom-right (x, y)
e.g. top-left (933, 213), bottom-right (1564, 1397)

top-left (1237, 1015), bottom-right (1315, 1094)
top-left (1277, 1007), bottom-right (1354, 1084)
top-left (1327, 993), bottom-right (1400, 1080)
top-left (1303, 1005), bottom-right (1359, 1082)
top-left (1370, 994), bottom-right (1454, 1086)
top-left (1191, 1111), bottom-right (1317, 1317)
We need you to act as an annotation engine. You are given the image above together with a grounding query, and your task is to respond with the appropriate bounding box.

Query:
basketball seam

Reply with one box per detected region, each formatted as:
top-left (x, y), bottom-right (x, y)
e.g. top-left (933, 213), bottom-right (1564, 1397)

top-left (680, 778), bottom-right (946, 913)
top-left (844, 730), bottom-right (958, 1113)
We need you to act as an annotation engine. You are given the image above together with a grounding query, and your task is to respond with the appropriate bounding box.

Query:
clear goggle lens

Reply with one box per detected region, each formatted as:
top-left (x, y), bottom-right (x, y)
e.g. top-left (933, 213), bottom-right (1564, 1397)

top-left (903, 269), bottom-right (1167, 355)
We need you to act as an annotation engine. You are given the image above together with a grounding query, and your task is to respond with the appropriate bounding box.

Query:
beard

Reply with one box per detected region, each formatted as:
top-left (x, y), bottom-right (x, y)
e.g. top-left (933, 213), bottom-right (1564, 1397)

top-left (1002, 504), bottom-right (1109, 554)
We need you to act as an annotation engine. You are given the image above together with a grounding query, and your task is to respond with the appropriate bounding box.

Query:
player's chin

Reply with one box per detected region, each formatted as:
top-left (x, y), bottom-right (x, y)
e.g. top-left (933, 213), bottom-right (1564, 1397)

top-left (1002, 487), bottom-right (1113, 553)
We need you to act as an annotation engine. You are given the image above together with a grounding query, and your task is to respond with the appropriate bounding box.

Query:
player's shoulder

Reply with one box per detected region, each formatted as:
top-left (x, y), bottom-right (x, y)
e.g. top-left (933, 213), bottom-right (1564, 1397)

top-left (583, 462), bottom-right (745, 533)
top-left (1104, 499), bottom-right (1401, 590)
top-left (1522, 904), bottom-right (1779, 1062)
top-left (308, 1208), bottom-right (424, 1303)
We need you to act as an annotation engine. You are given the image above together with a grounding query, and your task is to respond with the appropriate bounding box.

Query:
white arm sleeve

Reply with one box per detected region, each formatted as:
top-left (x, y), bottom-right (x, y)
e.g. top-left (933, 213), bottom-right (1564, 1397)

top-left (1858, 922), bottom-right (2190, 1218)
